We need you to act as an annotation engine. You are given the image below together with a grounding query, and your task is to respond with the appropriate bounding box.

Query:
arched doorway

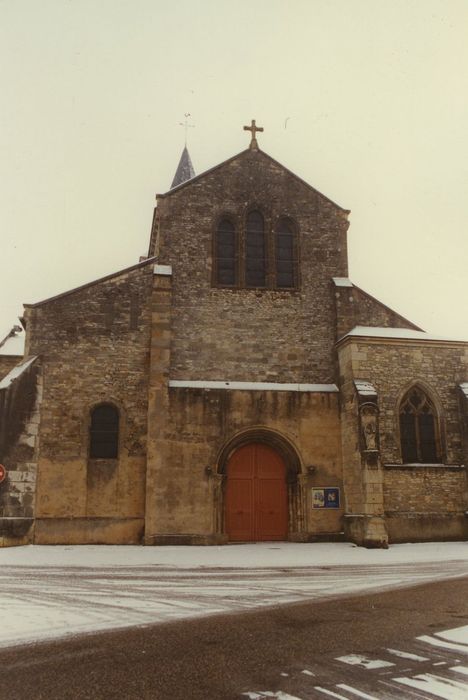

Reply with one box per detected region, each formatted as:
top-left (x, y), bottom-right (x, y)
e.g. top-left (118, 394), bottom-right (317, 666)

top-left (225, 442), bottom-right (288, 542)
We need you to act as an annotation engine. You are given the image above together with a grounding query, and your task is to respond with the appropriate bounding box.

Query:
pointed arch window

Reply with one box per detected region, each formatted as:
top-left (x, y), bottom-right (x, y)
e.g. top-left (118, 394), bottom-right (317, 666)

top-left (275, 217), bottom-right (297, 288)
top-left (245, 210), bottom-right (266, 288)
top-left (215, 218), bottom-right (237, 286)
top-left (90, 404), bottom-right (119, 459)
top-left (399, 387), bottom-right (439, 463)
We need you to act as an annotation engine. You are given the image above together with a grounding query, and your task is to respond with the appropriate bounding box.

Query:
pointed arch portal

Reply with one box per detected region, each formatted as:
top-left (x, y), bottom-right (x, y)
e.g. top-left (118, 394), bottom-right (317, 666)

top-left (225, 442), bottom-right (288, 541)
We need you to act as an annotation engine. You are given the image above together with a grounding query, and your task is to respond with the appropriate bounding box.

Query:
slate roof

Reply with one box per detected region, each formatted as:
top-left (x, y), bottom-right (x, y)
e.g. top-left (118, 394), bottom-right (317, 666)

top-left (0, 356), bottom-right (38, 390)
top-left (171, 146), bottom-right (195, 188)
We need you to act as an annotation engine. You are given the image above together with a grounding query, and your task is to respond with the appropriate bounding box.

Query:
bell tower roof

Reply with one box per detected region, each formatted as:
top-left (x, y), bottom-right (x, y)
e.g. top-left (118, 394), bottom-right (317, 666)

top-left (171, 146), bottom-right (195, 189)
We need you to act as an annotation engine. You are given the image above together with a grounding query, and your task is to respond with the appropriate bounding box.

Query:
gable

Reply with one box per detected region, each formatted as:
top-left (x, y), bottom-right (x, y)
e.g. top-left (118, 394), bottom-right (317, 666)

top-left (157, 147), bottom-right (349, 212)
top-left (149, 148), bottom-right (350, 261)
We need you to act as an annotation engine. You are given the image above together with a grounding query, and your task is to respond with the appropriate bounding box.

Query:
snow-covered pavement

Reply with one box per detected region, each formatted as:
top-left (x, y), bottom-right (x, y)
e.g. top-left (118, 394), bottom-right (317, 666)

top-left (0, 542), bottom-right (467, 649)
top-left (243, 623), bottom-right (468, 700)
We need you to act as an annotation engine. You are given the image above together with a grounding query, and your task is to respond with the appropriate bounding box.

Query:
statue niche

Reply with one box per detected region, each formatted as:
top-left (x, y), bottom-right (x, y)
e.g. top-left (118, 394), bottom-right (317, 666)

top-left (359, 402), bottom-right (379, 453)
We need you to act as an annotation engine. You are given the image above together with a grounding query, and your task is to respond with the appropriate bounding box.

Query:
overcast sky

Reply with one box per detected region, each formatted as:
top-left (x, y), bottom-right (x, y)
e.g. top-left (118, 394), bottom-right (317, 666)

top-left (1, 0), bottom-right (467, 341)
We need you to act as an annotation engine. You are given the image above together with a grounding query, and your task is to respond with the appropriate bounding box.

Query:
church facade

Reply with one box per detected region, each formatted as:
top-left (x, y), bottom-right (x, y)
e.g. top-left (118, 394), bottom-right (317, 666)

top-left (1, 125), bottom-right (467, 548)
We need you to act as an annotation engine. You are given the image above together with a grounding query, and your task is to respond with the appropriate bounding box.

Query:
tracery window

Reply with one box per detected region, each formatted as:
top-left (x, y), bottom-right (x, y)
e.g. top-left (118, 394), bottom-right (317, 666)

top-left (399, 387), bottom-right (439, 463)
top-left (89, 404), bottom-right (119, 459)
top-left (213, 210), bottom-right (298, 290)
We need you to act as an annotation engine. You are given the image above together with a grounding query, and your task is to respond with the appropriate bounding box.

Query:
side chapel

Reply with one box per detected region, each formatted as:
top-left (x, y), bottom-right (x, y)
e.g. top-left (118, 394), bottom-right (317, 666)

top-left (1, 122), bottom-right (467, 548)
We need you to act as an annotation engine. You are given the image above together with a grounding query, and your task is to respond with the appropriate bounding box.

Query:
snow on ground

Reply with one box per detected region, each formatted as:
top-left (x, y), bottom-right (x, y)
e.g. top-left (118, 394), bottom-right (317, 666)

top-left (243, 621), bottom-right (468, 699)
top-left (0, 542), bottom-right (467, 649)
top-left (2, 540), bottom-right (467, 568)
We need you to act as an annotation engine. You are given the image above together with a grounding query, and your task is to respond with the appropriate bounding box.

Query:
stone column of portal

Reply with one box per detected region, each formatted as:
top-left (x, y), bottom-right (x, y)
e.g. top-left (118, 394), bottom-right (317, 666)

top-left (144, 264), bottom-right (173, 544)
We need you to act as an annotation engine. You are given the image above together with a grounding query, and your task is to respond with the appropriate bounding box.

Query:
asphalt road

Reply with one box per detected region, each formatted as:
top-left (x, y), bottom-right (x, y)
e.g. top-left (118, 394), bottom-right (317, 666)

top-left (0, 576), bottom-right (467, 699)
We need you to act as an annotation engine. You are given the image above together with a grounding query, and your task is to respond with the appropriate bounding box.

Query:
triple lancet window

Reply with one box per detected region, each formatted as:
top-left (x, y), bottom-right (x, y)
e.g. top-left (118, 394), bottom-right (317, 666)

top-left (245, 211), bottom-right (266, 287)
top-left (399, 387), bottom-right (439, 464)
top-left (214, 211), bottom-right (297, 289)
top-left (89, 404), bottom-right (119, 459)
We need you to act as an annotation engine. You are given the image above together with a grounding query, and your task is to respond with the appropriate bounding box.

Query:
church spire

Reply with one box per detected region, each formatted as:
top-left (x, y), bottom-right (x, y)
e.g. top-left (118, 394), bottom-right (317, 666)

top-left (171, 145), bottom-right (195, 189)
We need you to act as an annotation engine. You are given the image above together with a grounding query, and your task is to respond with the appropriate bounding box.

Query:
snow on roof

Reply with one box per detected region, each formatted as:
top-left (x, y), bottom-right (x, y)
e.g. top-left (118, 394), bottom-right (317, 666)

top-left (168, 380), bottom-right (338, 392)
top-left (354, 380), bottom-right (377, 397)
top-left (0, 327), bottom-right (25, 357)
top-left (153, 264), bottom-right (172, 276)
top-left (342, 326), bottom-right (468, 343)
top-left (333, 277), bottom-right (354, 288)
top-left (0, 356), bottom-right (38, 391)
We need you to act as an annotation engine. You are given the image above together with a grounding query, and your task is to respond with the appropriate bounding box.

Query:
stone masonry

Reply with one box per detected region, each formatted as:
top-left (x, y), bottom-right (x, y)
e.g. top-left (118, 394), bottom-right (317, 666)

top-left (1, 139), bottom-right (467, 547)
top-left (337, 335), bottom-right (468, 544)
top-left (21, 260), bottom-right (155, 544)
top-left (151, 148), bottom-right (349, 384)
top-left (0, 358), bottom-right (41, 545)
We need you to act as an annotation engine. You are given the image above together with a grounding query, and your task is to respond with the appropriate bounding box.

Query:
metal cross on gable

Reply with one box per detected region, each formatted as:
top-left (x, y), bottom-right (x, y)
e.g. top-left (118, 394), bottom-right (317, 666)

top-left (243, 119), bottom-right (264, 150)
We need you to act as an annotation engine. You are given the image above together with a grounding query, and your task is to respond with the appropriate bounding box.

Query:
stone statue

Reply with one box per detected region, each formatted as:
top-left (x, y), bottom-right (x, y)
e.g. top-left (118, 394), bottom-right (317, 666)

top-left (360, 403), bottom-right (379, 451)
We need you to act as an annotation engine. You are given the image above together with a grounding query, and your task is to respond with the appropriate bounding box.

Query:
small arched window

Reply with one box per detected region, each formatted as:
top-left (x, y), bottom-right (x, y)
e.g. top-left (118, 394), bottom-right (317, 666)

top-left (245, 210), bottom-right (266, 287)
top-left (89, 404), bottom-right (119, 459)
top-left (275, 218), bottom-right (296, 288)
top-left (216, 218), bottom-right (237, 286)
top-left (399, 387), bottom-right (439, 463)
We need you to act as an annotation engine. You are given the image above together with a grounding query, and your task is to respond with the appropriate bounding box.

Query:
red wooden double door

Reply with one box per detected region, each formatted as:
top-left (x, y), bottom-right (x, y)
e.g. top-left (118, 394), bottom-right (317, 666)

top-left (225, 443), bottom-right (288, 542)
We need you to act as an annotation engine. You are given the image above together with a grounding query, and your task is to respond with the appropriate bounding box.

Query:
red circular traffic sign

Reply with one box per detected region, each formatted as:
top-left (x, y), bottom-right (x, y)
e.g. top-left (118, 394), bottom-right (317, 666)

top-left (0, 464), bottom-right (6, 483)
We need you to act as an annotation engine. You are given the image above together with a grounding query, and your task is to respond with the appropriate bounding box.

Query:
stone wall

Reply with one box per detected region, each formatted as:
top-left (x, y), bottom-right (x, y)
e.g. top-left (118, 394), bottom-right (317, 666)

top-left (337, 343), bottom-right (388, 547)
top-left (384, 466), bottom-right (465, 513)
top-left (23, 261), bottom-right (154, 544)
top-left (384, 464), bottom-right (467, 540)
top-left (346, 340), bottom-right (467, 465)
top-left (338, 337), bottom-right (468, 544)
top-left (152, 149), bottom-right (350, 384)
top-left (0, 359), bottom-right (41, 546)
top-left (146, 385), bottom-right (344, 544)
top-left (334, 283), bottom-right (419, 340)
top-left (5, 143), bottom-right (465, 549)
top-left (145, 252), bottom-right (344, 545)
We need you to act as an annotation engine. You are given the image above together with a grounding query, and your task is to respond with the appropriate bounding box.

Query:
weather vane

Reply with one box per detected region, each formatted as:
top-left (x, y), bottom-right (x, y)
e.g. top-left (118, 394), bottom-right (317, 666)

top-left (179, 113), bottom-right (195, 145)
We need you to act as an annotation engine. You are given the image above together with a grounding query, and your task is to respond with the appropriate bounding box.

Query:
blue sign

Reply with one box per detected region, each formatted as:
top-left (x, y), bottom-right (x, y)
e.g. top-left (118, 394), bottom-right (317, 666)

top-left (312, 487), bottom-right (340, 509)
